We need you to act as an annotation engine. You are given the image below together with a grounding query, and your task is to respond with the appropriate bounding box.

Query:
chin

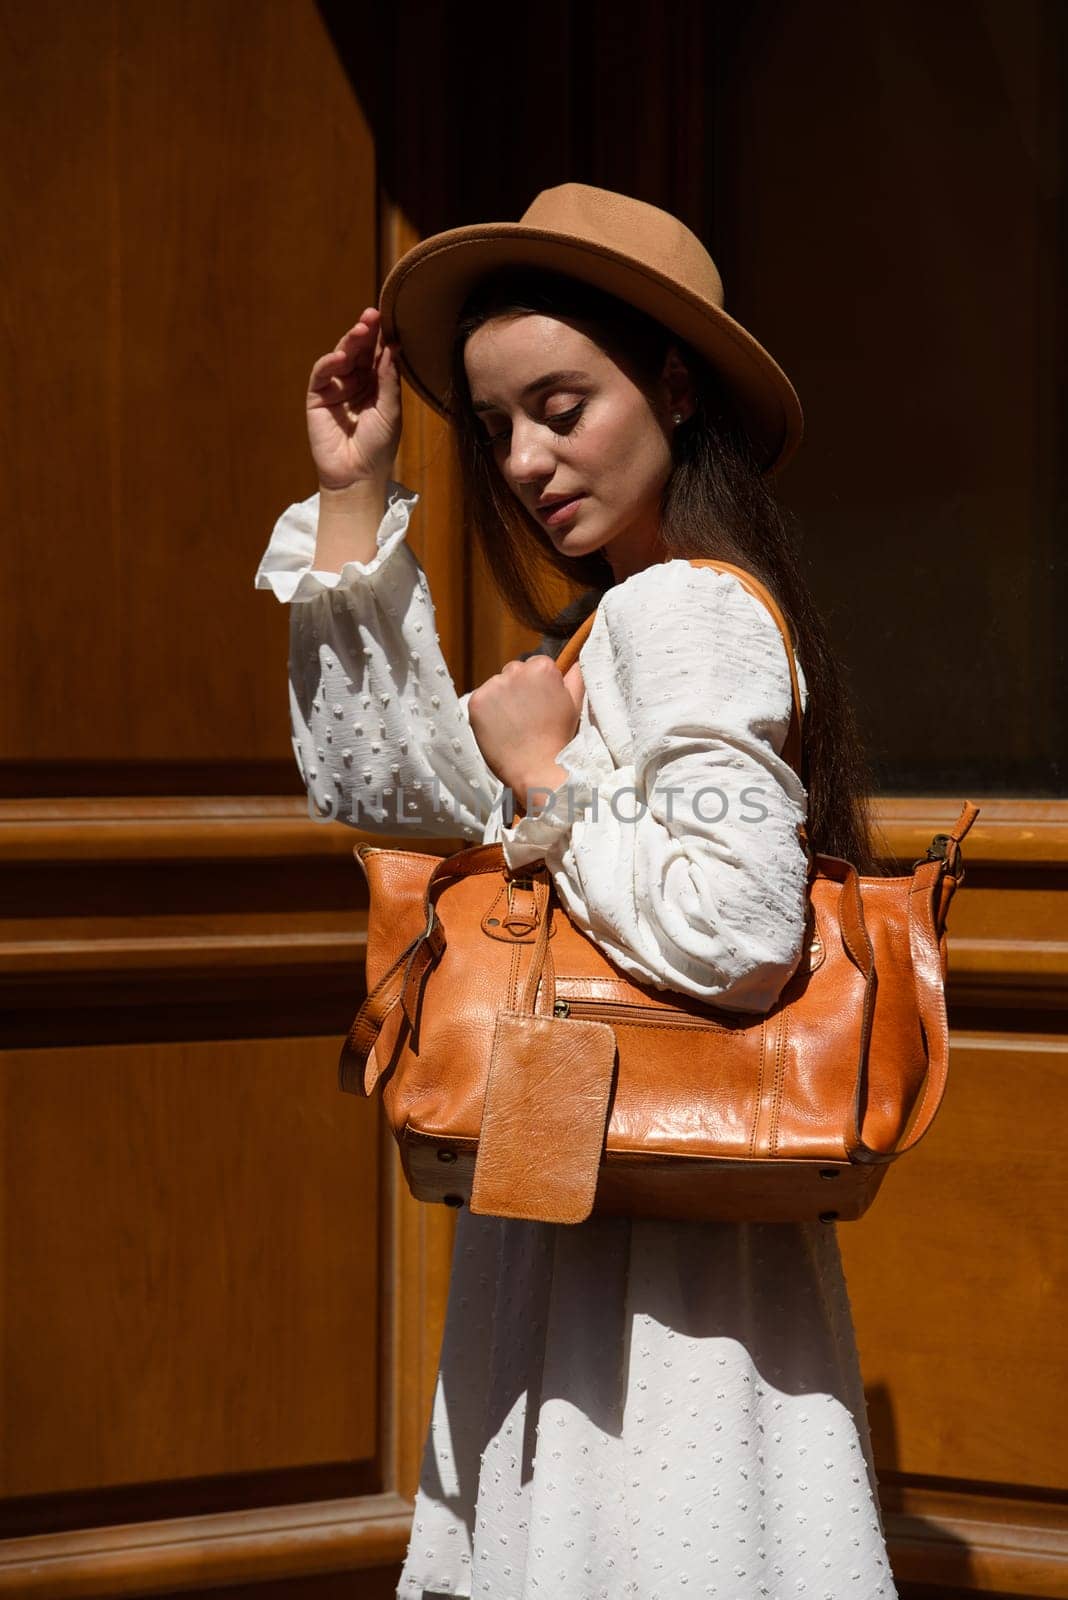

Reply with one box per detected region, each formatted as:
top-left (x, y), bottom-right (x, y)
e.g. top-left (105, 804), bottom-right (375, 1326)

top-left (554, 531), bottom-right (611, 563)
top-left (552, 512), bottom-right (617, 558)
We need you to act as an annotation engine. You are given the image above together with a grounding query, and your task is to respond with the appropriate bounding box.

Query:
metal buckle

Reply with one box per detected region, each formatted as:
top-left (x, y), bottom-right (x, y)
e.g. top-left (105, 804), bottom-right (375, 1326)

top-left (912, 831), bottom-right (963, 881)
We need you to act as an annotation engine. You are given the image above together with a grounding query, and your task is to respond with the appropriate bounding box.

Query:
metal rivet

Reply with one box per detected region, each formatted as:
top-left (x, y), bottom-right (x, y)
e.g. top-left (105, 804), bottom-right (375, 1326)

top-left (818, 1169), bottom-right (840, 1180)
top-left (818, 1211), bottom-right (839, 1223)
top-left (437, 1149), bottom-right (458, 1165)
top-left (443, 1193), bottom-right (464, 1208)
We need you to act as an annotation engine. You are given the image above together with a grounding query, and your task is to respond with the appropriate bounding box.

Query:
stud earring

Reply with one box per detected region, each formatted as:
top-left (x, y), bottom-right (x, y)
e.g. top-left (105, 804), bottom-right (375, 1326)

top-left (672, 412), bottom-right (684, 425)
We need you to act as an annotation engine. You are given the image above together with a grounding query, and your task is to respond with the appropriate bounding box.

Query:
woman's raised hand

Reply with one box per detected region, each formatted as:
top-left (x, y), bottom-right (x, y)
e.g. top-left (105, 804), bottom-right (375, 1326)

top-left (306, 307), bottom-right (402, 492)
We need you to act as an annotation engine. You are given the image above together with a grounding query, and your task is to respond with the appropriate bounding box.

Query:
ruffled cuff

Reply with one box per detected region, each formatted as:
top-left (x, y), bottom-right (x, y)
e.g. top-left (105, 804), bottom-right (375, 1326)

top-left (499, 733), bottom-right (602, 870)
top-left (254, 479), bottom-right (419, 603)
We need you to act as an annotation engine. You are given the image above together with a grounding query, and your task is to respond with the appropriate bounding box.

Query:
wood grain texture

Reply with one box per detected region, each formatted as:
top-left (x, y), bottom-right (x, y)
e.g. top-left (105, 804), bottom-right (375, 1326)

top-left (0, 1494), bottom-right (410, 1596)
top-left (0, 0), bottom-right (377, 771)
top-left (841, 1030), bottom-right (1067, 1489)
top-left (0, 1035), bottom-right (380, 1498)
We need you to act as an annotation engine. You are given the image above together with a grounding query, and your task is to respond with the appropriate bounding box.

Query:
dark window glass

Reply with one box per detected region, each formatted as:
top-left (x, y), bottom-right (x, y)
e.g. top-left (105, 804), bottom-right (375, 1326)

top-left (712, 0), bottom-right (1066, 795)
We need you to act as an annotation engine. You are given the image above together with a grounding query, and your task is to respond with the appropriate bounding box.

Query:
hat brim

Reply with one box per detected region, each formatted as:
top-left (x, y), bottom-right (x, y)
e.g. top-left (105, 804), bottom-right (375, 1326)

top-left (380, 223), bottom-right (803, 476)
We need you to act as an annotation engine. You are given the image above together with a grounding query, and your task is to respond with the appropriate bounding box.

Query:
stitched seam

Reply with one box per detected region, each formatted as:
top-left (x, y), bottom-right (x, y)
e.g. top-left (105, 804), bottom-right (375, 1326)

top-left (749, 1021), bottom-right (768, 1158)
top-left (768, 1009), bottom-right (790, 1156)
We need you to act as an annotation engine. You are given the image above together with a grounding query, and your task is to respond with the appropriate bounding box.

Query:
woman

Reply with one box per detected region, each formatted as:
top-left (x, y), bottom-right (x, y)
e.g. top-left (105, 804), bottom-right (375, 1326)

top-left (256, 185), bottom-right (895, 1599)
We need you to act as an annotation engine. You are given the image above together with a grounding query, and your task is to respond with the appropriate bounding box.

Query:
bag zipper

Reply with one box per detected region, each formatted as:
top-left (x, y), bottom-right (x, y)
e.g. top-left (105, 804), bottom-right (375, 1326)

top-left (552, 997), bottom-right (733, 1030)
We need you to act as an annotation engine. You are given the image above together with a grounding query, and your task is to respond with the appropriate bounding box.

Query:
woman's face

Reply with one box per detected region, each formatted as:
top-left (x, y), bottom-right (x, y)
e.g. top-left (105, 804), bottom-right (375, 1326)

top-left (463, 312), bottom-right (691, 581)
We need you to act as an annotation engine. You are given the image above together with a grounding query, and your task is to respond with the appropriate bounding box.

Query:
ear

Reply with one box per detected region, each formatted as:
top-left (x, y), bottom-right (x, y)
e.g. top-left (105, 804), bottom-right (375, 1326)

top-left (659, 343), bottom-right (696, 423)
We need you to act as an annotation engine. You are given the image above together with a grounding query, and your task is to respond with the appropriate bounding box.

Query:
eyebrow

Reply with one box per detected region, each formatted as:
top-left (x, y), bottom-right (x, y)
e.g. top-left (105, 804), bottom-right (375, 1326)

top-left (470, 370), bottom-right (590, 413)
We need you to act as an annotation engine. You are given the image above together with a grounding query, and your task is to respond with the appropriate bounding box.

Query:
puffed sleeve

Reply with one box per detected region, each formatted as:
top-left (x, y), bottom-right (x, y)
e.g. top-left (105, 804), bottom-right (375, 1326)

top-left (497, 561), bottom-right (810, 1012)
top-left (254, 482), bottom-right (503, 839)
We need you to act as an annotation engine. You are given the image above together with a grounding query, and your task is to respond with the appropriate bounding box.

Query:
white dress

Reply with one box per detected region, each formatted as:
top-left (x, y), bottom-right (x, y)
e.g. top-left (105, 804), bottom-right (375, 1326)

top-left (255, 483), bottom-right (898, 1600)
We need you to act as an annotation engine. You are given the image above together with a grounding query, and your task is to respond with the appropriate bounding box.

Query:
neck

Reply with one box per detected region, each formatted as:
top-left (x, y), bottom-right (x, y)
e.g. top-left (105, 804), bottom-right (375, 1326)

top-left (603, 518), bottom-right (670, 583)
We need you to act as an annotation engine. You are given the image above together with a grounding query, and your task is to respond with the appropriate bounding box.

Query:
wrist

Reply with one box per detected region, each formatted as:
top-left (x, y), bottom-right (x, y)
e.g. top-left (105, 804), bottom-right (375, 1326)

top-left (509, 762), bottom-right (571, 812)
top-left (318, 476), bottom-right (390, 511)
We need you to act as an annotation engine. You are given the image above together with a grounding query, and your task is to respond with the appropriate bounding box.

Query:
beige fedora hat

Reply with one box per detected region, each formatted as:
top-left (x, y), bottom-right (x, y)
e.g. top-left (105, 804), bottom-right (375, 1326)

top-left (379, 182), bottom-right (803, 476)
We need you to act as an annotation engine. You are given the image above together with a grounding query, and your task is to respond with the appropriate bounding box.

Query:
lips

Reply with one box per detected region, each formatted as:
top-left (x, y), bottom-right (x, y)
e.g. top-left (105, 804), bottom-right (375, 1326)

top-left (536, 493), bottom-right (586, 522)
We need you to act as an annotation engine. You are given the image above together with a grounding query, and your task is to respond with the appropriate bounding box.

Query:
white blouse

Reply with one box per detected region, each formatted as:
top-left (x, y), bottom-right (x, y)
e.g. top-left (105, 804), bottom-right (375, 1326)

top-left (255, 481), bottom-right (811, 1015)
top-left (255, 484), bottom-right (897, 1600)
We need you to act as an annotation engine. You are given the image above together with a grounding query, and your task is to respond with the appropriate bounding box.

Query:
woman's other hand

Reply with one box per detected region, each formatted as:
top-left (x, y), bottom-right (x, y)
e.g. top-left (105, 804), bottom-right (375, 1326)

top-left (307, 307), bottom-right (402, 491)
top-left (468, 658), bottom-right (586, 800)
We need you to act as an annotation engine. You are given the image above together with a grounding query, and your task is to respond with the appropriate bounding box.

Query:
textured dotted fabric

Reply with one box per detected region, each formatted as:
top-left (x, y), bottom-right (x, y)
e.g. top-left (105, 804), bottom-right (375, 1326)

top-left (255, 486), bottom-right (898, 1599)
top-left (403, 1213), bottom-right (895, 1600)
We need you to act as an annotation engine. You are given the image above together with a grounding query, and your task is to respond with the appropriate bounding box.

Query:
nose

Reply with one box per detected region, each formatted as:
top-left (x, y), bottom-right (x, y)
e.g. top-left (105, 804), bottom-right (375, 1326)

top-left (503, 415), bottom-right (558, 487)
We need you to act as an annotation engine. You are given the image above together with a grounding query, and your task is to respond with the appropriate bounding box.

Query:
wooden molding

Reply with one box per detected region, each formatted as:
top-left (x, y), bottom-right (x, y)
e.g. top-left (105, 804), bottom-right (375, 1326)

top-left (884, 1484), bottom-right (1068, 1596)
top-left (0, 1493), bottom-right (412, 1598)
top-left (0, 798), bottom-right (458, 864)
top-left (873, 798), bottom-right (1068, 871)
top-left (2, 795), bottom-right (1066, 867)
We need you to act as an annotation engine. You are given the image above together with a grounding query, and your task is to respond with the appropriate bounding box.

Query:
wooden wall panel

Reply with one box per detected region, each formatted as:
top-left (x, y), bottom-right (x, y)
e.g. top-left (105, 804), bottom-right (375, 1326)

top-left (838, 802), bottom-right (1068, 1596)
top-left (1, 1036), bottom-right (379, 1499)
top-left (841, 1032), bottom-right (1066, 1488)
top-left (0, 0), bottom-right (382, 793)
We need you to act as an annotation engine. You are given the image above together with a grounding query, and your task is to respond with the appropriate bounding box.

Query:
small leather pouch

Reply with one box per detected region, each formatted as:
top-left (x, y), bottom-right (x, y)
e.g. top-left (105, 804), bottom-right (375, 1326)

top-left (470, 1012), bottom-right (618, 1224)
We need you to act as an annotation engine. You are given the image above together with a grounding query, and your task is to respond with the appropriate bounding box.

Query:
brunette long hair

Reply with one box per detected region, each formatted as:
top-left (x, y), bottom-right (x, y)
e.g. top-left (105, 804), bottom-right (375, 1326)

top-left (446, 267), bottom-right (883, 872)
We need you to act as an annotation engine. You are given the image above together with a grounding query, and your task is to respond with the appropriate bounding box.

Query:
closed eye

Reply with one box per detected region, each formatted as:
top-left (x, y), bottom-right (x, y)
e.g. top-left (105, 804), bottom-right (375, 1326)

top-left (480, 401), bottom-right (587, 447)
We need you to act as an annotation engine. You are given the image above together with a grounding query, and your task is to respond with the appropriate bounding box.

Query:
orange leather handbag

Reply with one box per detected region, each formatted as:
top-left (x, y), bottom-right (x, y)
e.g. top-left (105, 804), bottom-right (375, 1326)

top-left (339, 559), bottom-right (980, 1227)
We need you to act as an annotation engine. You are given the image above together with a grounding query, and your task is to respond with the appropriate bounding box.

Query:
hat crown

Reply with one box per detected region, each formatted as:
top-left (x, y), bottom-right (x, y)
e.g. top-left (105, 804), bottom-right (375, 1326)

top-left (519, 183), bottom-right (725, 310)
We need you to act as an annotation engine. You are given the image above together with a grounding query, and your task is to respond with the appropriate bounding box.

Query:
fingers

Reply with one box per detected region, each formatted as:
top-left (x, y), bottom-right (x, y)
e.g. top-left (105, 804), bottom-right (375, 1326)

top-left (336, 306), bottom-right (381, 369)
top-left (310, 314), bottom-right (375, 389)
top-left (308, 307), bottom-right (400, 401)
